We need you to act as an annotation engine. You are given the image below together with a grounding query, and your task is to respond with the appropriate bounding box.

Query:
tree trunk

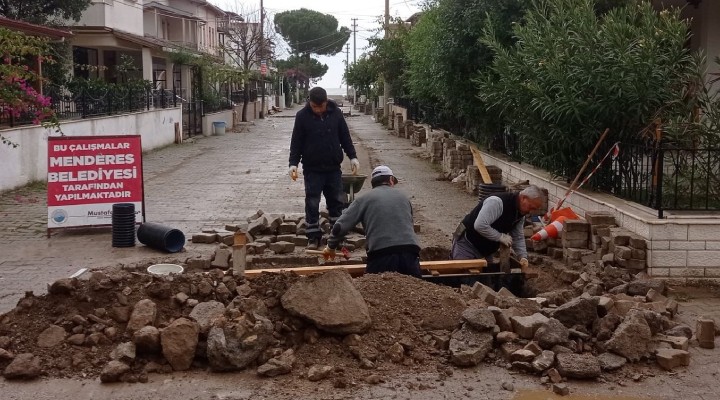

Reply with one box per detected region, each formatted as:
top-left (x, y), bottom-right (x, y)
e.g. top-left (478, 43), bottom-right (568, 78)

top-left (241, 81), bottom-right (249, 122)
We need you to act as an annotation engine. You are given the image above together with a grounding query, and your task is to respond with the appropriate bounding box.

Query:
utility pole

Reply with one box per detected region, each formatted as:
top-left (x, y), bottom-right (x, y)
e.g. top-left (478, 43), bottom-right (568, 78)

top-left (352, 18), bottom-right (357, 63)
top-left (352, 18), bottom-right (357, 104)
top-left (383, 0), bottom-right (390, 120)
top-left (259, 0), bottom-right (266, 119)
top-left (345, 43), bottom-right (350, 100)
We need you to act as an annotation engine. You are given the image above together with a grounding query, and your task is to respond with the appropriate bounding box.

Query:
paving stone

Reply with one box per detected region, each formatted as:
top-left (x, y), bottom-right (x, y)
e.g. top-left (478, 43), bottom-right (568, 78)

top-left (655, 349), bottom-right (690, 370)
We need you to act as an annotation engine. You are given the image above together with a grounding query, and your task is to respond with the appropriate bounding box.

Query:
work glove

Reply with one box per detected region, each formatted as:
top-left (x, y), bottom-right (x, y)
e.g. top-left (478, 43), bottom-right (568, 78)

top-left (322, 246), bottom-right (336, 261)
top-left (288, 165), bottom-right (298, 181)
top-left (498, 233), bottom-right (513, 247)
top-left (350, 158), bottom-right (360, 175)
top-left (519, 258), bottom-right (529, 269)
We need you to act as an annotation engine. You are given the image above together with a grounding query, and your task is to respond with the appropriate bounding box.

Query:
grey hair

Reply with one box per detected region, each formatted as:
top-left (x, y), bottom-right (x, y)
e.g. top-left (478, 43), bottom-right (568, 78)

top-left (520, 184), bottom-right (544, 200)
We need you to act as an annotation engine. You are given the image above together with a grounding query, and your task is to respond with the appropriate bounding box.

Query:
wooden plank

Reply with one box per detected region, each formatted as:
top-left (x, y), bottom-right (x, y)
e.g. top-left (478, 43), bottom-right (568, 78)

top-left (244, 259), bottom-right (488, 279)
top-left (469, 145), bottom-right (493, 184)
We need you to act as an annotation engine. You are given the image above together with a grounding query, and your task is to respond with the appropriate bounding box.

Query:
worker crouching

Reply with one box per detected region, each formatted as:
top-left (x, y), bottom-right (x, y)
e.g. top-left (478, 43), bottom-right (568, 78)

top-left (323, 165), bottom-right (422, 278)
top-left (452, 185), bottom-right (545, 268)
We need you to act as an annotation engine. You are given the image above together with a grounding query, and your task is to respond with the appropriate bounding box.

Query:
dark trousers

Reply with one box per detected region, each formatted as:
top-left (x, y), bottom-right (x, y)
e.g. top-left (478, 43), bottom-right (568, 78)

top-left (366, 251), bottom-right (422, 278)
top-left (304, 169), bottom-right (344, 240)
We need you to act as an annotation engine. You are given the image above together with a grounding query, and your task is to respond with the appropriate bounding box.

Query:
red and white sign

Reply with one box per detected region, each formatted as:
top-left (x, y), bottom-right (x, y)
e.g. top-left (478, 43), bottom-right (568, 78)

top-left (260, 60), bottom-right (267, 76)
top-left (47, 135), bottom-right (144, 228)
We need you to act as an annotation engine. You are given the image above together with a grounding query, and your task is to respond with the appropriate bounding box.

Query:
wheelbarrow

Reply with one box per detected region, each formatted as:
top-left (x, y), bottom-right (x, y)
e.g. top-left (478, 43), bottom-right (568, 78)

top-left (341, 174), bottom-right (367, 205)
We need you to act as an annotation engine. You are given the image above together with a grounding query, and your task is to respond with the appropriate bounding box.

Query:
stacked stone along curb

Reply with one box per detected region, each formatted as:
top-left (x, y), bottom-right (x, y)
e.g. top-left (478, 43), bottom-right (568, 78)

top-left (410, 124), bottom-right (427, 147)
top-left (186, 210), bottom-right (368, 269)
top-left (527, 211), bottom-right (648, 273)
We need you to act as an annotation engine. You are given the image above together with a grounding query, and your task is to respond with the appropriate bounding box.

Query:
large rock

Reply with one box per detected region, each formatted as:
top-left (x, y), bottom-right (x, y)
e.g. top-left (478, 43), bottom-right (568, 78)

top-left (281, 270), bottom-right (371, 334)
top-left (550, 297), bottom-right (598, 328)
top-left (556, 353), bottom-right (601, 379)
top-left (449, 325), bottom-right (494, 367)
top-left (37, 325), bottom-right (66, 348)
top-left (207, 314), bottom-right (274, 371)
top-left (2, 353), bottom-right (42, 379)
top-left (127, 299), bottom-right (157, 332)
top-left (160, 318), bottom-right (199, 371)
top-left (605, 310), bottom-right (653, 361)
top-left (534, 318), bottom-right (569, 349)
top-left (189, 301), bottom-right (226, 334)
top-left (511, 313), bottom-right (549, 339)
top-left (461, 307), bottom-right (496, 331)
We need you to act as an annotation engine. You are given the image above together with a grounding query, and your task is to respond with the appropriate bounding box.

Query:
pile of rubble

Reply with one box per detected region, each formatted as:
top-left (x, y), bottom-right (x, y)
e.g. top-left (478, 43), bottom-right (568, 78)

top-left (0, 253), bottom-right (717, 390)
top-left (185, 210), bottom-right (382, 270)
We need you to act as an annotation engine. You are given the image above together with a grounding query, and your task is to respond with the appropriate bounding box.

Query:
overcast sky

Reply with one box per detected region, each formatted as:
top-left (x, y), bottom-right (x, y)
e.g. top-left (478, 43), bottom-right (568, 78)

top-left (214, 0), bottom-right (422, 93)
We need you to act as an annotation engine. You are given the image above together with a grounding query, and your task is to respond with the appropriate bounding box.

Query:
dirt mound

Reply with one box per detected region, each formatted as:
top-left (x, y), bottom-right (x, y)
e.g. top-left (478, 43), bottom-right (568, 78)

top-left (0, 268), bottom-right (465, 383)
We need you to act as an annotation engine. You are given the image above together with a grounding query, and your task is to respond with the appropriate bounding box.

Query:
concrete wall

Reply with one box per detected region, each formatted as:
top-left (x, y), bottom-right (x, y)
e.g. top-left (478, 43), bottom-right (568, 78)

top-left (480, 151), bottom-right (720, 281)
top-left (76, 0), bottom-right (144, 35)
top-left (0, 107), bottom-right (181, 192)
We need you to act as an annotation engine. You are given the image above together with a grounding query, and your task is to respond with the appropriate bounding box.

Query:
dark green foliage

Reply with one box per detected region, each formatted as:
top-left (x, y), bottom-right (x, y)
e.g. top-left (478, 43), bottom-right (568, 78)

top-left (0, 0), bottom-right (91, 24)
top-left (478, 0), bottom-right (694, 177)
top-left (274, 9), bottom-right (350, 57)
top-left (405, 0), bottom-right (528, 140)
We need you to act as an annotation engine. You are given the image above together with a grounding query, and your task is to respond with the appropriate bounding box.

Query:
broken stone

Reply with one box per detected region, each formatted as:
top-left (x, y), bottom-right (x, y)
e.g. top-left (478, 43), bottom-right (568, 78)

top-left (160, 318), bottom-right (199, 371)
top-left (100, 360), bottom-right (130, 383)
top-left (656, 335), bottom-right (689, 351)
top-left (0, 348), bottom-right (13, 360)
top-left (192, 233), bottom-right (217, 244)
top-left (597, 352), bottom-right (626, 371)
top-left (461, 307), bottom-right (496, 331)
top-left (553, 383), bottom-right (570, 396)
top-left (605, 310), bottom-right (653, 361)
top-left (626, 280), bottom-right (665, 297)
top-left (37, 325), bottom-right (66, 348)
top-left (127, 299), bottom-right (157, 333)
top-left (471, 282), bottom-right (497, 305)
top-left (509, 349), bottom-right (536, 363)
top-left (547, 368), bottom-right (562, 383)
top-left (556, 353), bottom-right (601, 379)
top-left (211, 247), bottom-right (232, 268)
top-left (307, 365), bottom-right (333, 381)
top-left (281, 270), bottom-right (371, 334)
top-left (207, 314), bottom-right (274, 371)
top-left (532, 350), bottom-right (555, 372)
top-left (550, 297), bottom-right (598, 328)
top-left (448, 326), bottom-right (494, 367)
top-left (496, 331), bottom-right (518, 344)
top-left (110, 342), bottom-right (136, 363)
top-left (510, 313), bottom-right (549, 339)
top-left (188, 301), bottom-right (226, 334)
top-left (664, 324), bottom-right (692, 340)
top-left (488, 306), bottom-right (513, 332)
top-left (269, 241), bottom-right (295, 254)
top-left (257, 349), bottom-right (295, 377)
top-left (2, 353), bottom-right (42, 380)
top-left (696, 318), bottom-right (716, 349)
top-left (48, 278), bottom-right (78, 295)
top-left (133, 326), bottom-right (161, 353)
top-left (655, 349), bottom-right (690, 370)
top-left (387, 342), bottom-right (405, 363)
top-left (534, 318), bottom-right (569, 349)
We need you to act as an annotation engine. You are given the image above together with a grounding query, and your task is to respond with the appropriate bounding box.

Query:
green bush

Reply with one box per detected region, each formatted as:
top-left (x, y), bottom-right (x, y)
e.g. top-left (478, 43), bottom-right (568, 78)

top-left (478, 0), bottom-right (694, 178)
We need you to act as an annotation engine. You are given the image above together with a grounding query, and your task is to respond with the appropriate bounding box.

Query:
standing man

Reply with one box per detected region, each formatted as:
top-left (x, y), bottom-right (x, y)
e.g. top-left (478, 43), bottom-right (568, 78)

top-left (323, 165), bottom-right (422, 278)
top-left (451, 185), bottom-right (545, 268)
top-left (289, 87), bottom-right (360, 250)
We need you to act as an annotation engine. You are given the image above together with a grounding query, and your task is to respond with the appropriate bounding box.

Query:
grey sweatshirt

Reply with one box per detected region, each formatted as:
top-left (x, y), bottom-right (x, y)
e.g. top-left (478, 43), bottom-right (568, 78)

top-left (327, 185), bottom-right (419, 253)
top-left (473, 196), bottom-right (528, 259)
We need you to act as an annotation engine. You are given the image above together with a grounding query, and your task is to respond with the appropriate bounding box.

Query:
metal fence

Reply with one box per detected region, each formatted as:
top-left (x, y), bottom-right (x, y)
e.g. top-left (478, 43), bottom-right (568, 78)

top-left (0, 85), bottom-right (179, 128)
top-left (494, 130), bottom-right (720, 217)
top-left (394, 97), bottom-right (421, 122)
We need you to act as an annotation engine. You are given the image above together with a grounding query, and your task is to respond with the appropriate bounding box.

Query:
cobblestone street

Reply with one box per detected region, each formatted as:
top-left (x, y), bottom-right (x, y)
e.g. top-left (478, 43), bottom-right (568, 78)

top-left (0, 110), bottom-right (719, 399)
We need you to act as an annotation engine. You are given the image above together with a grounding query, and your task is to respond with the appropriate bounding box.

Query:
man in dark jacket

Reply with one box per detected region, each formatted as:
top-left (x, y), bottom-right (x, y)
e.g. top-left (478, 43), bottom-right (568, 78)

top-left (323, 165), bottom-right (422, 277)
top-left (289, 87), bottom-right (359, 250)
top-left (451, 185), bottom-right (545, 269)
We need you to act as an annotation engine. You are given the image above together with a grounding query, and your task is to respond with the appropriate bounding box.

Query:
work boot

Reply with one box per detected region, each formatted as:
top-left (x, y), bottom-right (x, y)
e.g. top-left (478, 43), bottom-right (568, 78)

top-left (307, 238), bottom-right (320, 250)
